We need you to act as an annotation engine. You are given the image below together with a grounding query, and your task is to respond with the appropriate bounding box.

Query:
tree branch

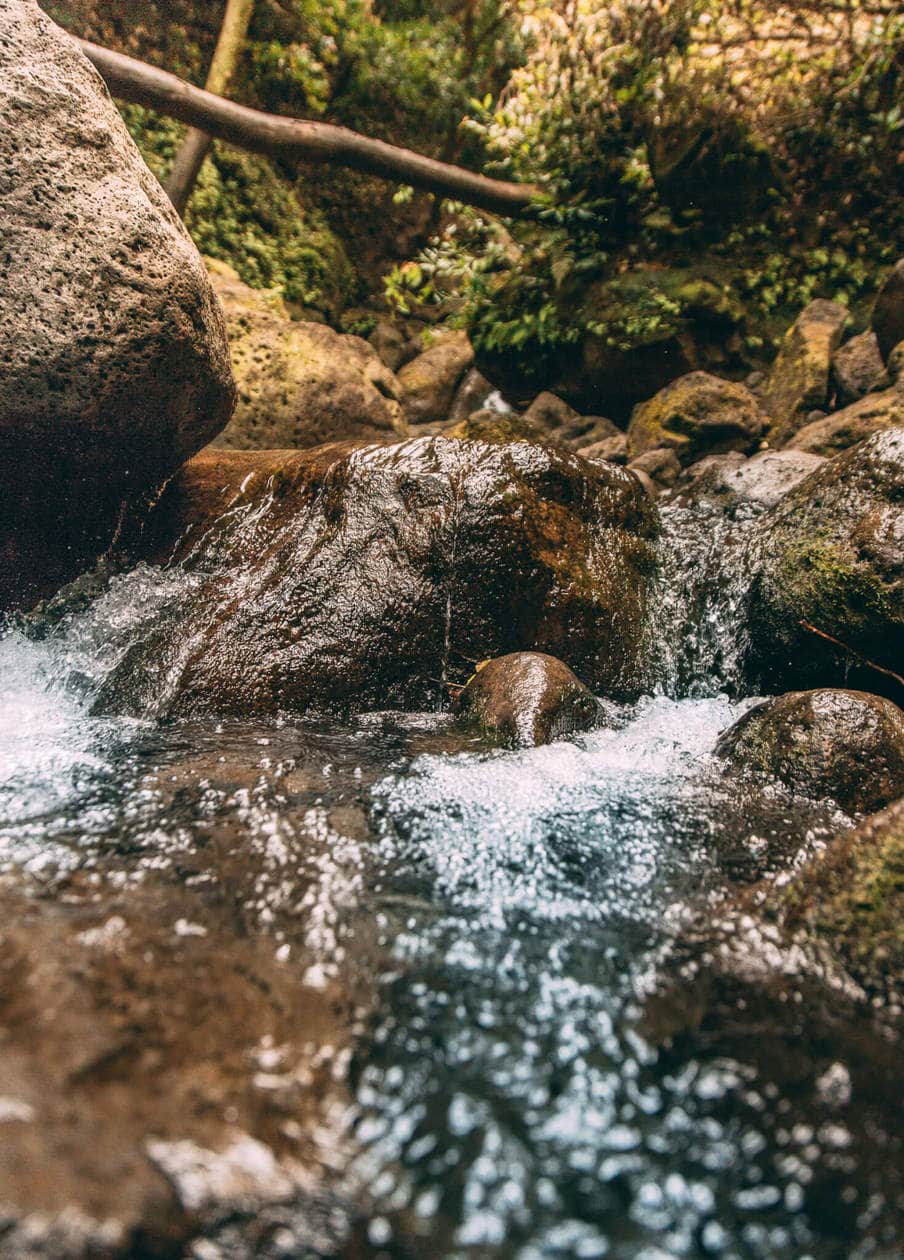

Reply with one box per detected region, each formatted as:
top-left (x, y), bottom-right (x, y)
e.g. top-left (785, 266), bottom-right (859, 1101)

top-left (77, 39), bottom-right (541, 218)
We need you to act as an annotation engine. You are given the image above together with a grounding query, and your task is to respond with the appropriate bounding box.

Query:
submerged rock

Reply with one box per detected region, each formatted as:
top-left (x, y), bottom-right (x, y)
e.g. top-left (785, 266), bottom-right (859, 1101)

top-left (716, 689), bottom-right (904, 814)
top-left (209, 263), bottom-right (406, 451)
top-left (787, 383), bottom-right (904, 456)
top-left (397, 331), bottom-right (475, 424)
top-left (871, 258), bottom-right (904, 361)
top-left (746, 428), bottom-right (904, 692)
top-left (627, 372), bottom-right (767, 467)
top-left (0, 1), bottom-right (235, 610)
top-left (760, 299), bottom-right (847, 445)
top-left (111, 437), bottom-right (658, 716)
top-left (456, 652), bottom-right (600, 747)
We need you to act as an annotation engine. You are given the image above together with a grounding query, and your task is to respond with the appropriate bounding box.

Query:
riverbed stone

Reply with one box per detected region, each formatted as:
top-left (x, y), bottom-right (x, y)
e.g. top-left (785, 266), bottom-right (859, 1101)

top-left (209, 263), bottom-right (406, 451)
top-left (831, 331), bottom-right (890, 405)
top-left (760, 300), bottom-right (847, 445)
top-left (746, 428), bottom-right (904, 692)
top-left (0, 1), bottom-right (235, 611)
top-left (456, 652), bottom-right (601, 747)
top-left (780, 794), bottom-right (904, 1005)
top-left (716, 689), bottom-right (904, 814)
top-left (787, 385), bottom-right (904, 457)
top-left (627, 372), bottom-right (767, 467)
top-left (871, 258), bottom-right (904, 361)
top-left (110, 437), bottom-right (658, 716)
top-left (397, 331), bottom-right (475, 424)
top-left (673, 449), bottom-right (826, 510)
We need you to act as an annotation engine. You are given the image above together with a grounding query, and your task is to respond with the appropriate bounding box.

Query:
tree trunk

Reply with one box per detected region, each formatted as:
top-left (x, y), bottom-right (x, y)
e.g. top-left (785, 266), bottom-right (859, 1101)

top-left (79, 39), bottom-right (539, 218)
top-left (164, 0), bottom-right (256, 216)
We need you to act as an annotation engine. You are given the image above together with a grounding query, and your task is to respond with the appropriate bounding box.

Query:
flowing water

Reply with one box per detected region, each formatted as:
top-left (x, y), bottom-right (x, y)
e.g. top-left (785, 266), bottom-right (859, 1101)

top-left (0, 509), bottom-right (901, 1258)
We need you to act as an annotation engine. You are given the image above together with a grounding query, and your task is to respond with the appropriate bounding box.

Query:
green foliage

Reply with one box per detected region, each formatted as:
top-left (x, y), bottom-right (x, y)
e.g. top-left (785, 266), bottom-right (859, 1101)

top-left (121, 106), bottom-right (353, 316)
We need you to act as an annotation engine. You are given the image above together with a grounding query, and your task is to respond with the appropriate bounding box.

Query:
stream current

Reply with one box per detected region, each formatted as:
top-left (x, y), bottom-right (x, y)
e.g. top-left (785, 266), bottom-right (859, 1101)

top-left (0, 505), bottom-right (901, 1259)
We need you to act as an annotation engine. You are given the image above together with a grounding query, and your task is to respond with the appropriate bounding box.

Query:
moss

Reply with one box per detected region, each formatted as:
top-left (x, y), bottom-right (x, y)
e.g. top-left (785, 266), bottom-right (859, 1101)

top-left (773, 538), bottom-right (894, 638)
top-left (119, 107), bottom-right (353, 319)
top-left (781, 800), bottom-right (904, 1001)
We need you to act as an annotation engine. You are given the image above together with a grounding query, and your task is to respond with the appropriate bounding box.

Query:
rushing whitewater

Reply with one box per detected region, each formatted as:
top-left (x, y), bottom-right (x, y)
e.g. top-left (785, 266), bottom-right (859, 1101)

top-left (0, 515), bottom-right (900, 1258)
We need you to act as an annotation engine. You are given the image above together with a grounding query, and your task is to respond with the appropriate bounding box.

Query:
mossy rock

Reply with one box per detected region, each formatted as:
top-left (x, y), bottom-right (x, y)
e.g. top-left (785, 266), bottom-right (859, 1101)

top-left (747, 428), bottom-right (904, 692)
top-left (627, 371), bottom-right (767, 466)
top-left (781, 796), bottom-right (904, 1005)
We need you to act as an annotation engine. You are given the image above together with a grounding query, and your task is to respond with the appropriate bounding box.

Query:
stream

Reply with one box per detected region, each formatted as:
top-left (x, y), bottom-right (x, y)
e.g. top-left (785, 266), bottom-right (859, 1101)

top-left (0, 505), bottom-right (901, 1259)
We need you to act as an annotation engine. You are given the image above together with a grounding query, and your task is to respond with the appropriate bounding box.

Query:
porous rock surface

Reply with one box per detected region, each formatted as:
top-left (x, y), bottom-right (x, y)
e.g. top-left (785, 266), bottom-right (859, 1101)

top-left (0, 1), bottom-right (235, 610)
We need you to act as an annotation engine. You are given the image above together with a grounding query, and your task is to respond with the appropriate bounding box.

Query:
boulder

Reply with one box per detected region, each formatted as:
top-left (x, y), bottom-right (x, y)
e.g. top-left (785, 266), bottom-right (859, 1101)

top-left (628, 447), bottom-right (682, 489)
top-left (0, 2), bottom-right (235, 610)
top-left (716, 689), bottom-right (904, 814)
top-left (871, 258), bottom-right (904, 361)
top-left (582, 433), bottom-right (629, 465)
top-left (780, 795), bottom-right (904, 1004)
top-left (627, 372), bottom-right (767, 467)
top-left (759, 300), bottom-right (847, 445)
top-left (209, 263), bottom-right (406, 451)
top-left (787, 385), bottom-right (904, 457)
top-left (108, 437), bottom-right (658, 716)
top-left (888, 341), bottom-right (904, 384)
top-left (746, 429), bottom-right (904, 692)
top-left (831, 331), bottom-right (890, 405)
top-left (449, 368), bottom-right (496, 422)
top-left (673, 449), bottom-right (825, 511)
top-left (456, 652), bottom-right (600, 747)
top-left (397, 331), bottom-right (475, 424)
top-left (524, 392), bottom-right (621, 450)
top-left (368, 315), bottom-right (425, 372)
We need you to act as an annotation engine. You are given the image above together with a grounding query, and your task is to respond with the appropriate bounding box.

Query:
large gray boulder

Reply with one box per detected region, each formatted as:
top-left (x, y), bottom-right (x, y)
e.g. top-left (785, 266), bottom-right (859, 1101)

top-left (0, 1), bottom-right (235, 609)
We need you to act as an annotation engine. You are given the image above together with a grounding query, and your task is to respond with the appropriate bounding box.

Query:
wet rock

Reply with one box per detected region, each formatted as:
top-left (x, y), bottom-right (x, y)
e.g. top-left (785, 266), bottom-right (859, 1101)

top-left (112, 437), bottom-right (658, 716)
top-left (673, 449), bottom-right (826, 510)
top-left (760, 299), bottom-right (847, 445)
top-left (871, 258), bottom-right (904, 361)
top-left (209, 263), bottom-right (406, 451)
top-left (716, 689), bottom-right (904, 814)
top-left (787, 384), bottom-right (904, 457)
top-left (627, 372), bottom-right (767, 467)
top-left (746, 429), bottom-right (904, 692)
top-left (628, 446), bottom-right (682, 490)
top-left (449, 411), bottom-right (547, 444)
top-left (0, 2), bottom-right (235, 611)
top-left (456, 652), bottom-right (601, 747)
top-left (781, 794), bottom-right (904, 1005)
top-left (449, 367), bottom-right (497, 422)
top-left (832, 331), bottom-right (890, 405)
top-left (397, 331), bottom-right (475, 424)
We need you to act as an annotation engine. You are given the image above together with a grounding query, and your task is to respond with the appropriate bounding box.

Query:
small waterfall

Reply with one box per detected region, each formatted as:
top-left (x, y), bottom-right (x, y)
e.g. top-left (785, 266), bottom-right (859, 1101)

top-left (647, 500), bottom-right (765, 699)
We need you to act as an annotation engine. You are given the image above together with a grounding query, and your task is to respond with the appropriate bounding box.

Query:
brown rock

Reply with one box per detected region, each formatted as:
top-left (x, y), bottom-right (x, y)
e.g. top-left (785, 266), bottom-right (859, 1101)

top-left (871, 258), bottom-right (904, 361)
top-left (760, 300), bottom-right (847, 445)
top-left (716, 688), bottom-right (904, 815)
top-left (788, 385), bottom-right (904, 457)
top-left (0, 2), bottom-right (235, 610)
top-left (456, 652), bottom-right (600, 747)
top-left (397, 331), bottom-right (475, 424)
top-left (627, 372), bottom-right (767, 467)
top-left (582, 433), bottom-right (629, 465)
top-left (831, 331), bottom-right (890, 405)
top-left (628, 447), bottom-right (682, 488)
top-left (109, 437), bottom-right (659, 716)
top-left (449, 368), bottom-right (496, 422)
top-left (209, 263), bottom-right (406, 451)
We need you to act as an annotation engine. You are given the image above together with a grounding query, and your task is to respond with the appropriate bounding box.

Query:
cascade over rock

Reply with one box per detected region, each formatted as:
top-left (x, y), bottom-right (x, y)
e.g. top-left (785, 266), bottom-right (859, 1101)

top-left (0, 0), bottom-right (235, 611)
top-left (106, 437), bottom-right (658, 716)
